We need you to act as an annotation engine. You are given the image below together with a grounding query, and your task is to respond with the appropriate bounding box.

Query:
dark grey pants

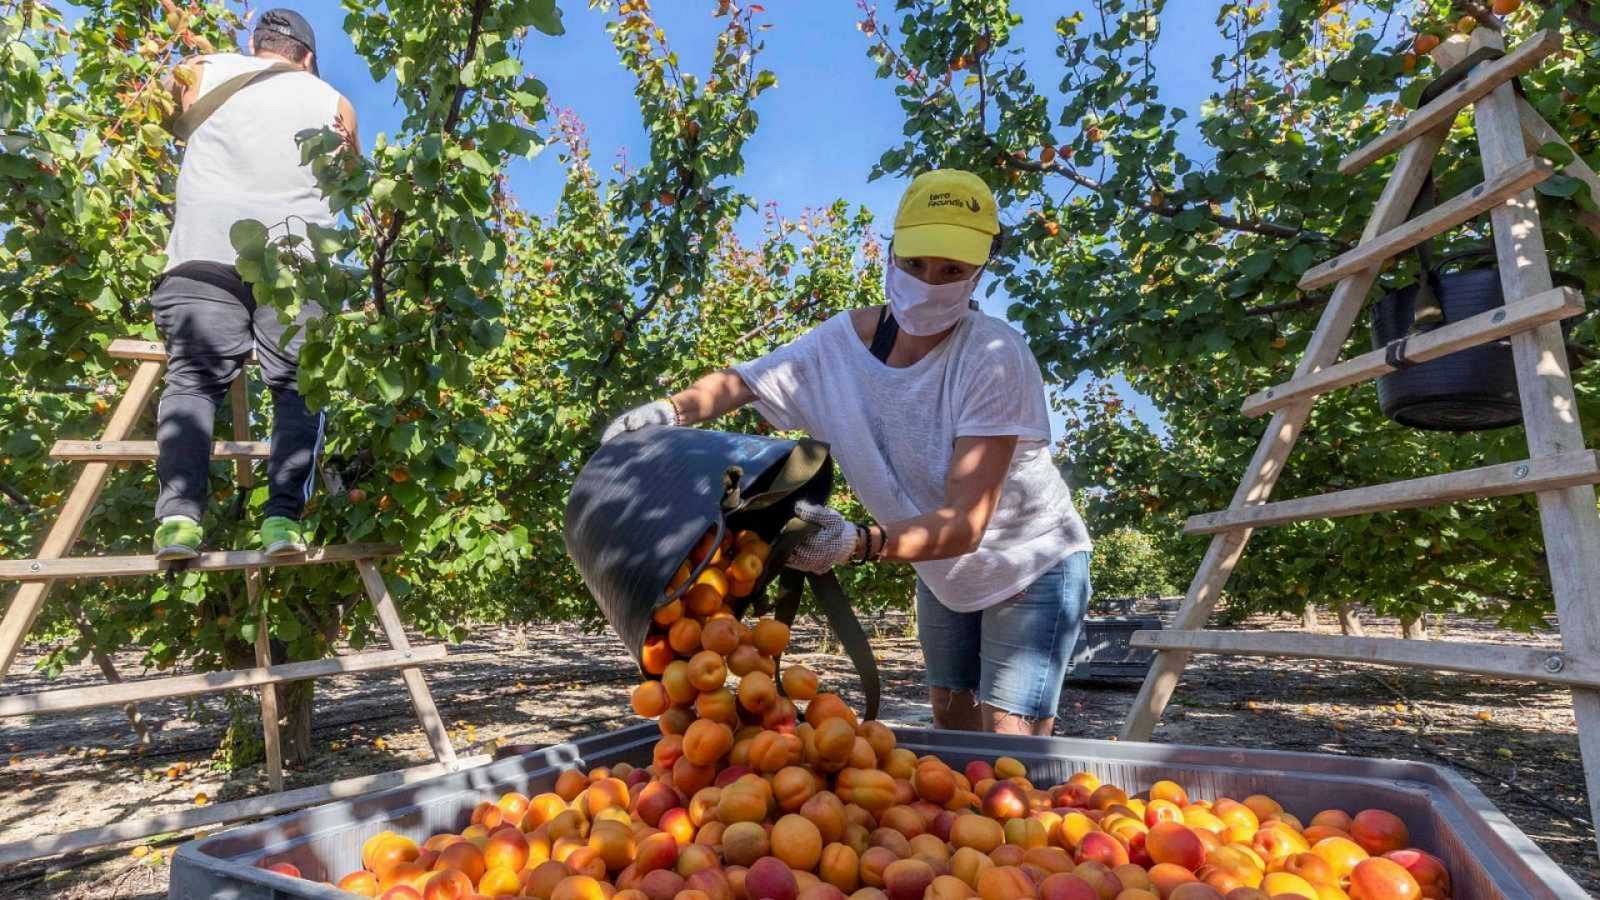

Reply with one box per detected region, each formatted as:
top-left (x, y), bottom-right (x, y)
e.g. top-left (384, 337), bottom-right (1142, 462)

top-left (151, 262), bottom-right (324, 523)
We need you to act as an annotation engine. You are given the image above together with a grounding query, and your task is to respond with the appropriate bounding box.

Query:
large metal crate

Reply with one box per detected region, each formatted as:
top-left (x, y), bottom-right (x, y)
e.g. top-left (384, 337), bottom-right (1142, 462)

top-left (171, 723), bottom-right (1587, 899)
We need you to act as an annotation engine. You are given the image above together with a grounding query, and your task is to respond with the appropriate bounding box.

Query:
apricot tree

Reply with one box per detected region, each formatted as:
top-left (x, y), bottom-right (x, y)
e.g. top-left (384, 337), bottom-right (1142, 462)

top-left (863, 0), bottom-right (1599, 629)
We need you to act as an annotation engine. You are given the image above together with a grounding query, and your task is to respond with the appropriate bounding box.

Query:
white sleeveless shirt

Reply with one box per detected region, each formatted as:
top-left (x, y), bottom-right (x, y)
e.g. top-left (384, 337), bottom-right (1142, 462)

top-left (164, 53), bottom-right (342, 271)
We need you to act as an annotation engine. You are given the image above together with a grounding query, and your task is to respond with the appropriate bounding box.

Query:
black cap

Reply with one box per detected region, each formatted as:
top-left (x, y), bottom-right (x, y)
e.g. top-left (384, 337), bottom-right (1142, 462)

top-left (255, 8), bottom-right (318, 75)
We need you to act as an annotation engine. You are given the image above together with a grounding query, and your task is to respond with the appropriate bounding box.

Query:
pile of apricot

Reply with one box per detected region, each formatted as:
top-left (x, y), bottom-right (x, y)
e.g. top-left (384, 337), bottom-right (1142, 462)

top-left (266, 526), bottom-right (1454, 900)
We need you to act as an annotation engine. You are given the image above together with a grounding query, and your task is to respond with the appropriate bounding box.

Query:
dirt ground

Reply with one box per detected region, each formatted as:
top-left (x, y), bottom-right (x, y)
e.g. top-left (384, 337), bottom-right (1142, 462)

top-left (0, 611), bottom-right (1591, 898)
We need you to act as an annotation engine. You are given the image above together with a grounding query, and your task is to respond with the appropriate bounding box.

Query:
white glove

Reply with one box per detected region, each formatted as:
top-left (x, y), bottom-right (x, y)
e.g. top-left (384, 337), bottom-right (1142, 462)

top-left (601, 399), bottom-right (676, 444)
top-left (786, 502), bottom-right (863, 574)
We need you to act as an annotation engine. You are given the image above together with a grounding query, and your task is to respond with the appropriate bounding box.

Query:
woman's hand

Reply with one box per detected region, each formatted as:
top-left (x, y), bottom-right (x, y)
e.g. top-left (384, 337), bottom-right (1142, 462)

top-left (600, 399), bottom-right (677, 444)
top-left (785, 502), bottom-right (864, 574)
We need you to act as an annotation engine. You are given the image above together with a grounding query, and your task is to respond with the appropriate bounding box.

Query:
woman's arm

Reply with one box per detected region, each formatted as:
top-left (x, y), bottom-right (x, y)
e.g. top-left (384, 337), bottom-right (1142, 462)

top-left (876, 435), bottom-right (1015, 563)
top-left (669, 369), bottom-right (756, 425)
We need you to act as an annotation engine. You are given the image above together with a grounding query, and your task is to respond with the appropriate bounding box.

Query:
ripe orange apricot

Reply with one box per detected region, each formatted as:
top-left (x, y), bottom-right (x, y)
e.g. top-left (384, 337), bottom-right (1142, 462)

top-left (432, 841), bottom-right (486, 885)
top-left (640, 635), bottom-right (673, 675)
top-left (652, 598), bottom-right (684, 627)
top-left (550, 874), bottom-right (610, 900)
top-left (661, 660), bottom-right (697, 706)
top-left (682, 719), bottom-right (734, 767)
top-left (771, 813), bottom-right (824, 871)
top-left (668, 618), bottom-right (702, 656)
top-left (701, 617), bottom-right (741, 655)
top-left (694, 686), bottom-right (737, 725)
top-left (737, 670), bottom-right (778, 713)
top-left (782, 664), bottom-right (820, 701)
top-left (687, 650), bottom-right (728, 692)
top-left (1349, 809), bottom-right (1409, 856)
top-left (631, 680), bottom-right (670, 718)
top-left (752, 618), bottom-right (790, 655)
top-left (805, 693), bottom-right (858, 728)
top-left (975, 865), bottom-right (1035, 900)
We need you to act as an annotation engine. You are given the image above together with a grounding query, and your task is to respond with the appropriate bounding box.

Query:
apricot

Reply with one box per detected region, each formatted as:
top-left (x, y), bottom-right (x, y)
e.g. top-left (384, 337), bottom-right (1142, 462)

top-left (432, 841), bottom-right (486, 884)
top-left (662, 619), bottom-right (699, 658)
top-left (727, 644), bottom-right (768, 677)
top-left (641, 635), bottom-right (674, 675)
top-left (747, 856), bottom-right (800, 900)
top-left (653, 734), bottom-right (684, 771)
top-left (658, 705), bottom-right (694, 737)
top-left (1381, 849), bottom-right (1449, 896)
top-left (928, 873), bottom-right (979, 899)
top-left (421, 870), bottom-right (474, 900)
top-left (692, 687), bottom-right (737, 725)
top-left (662, 660), bottom-right (698, 706)
top-left (369, 835), bottom-right (422, 880)
top-left (1038, 873), bottom-right (1099, 900)
top-left (772, 813), bottom-right (825, 871)
top-left (682, 719), bottom-right (734, 767)
top-left (550, 875), bottom-right (610, 900)
top-left (816, 717), bottom-right (858, 767)
top-left (993, 757), bottom-right (1026, 780)
top-left (880, 804), bottom-right (926, 840)
top-left (700, 617), bottom-right (740, 655)
top-left (722, 821), bottom-right (771, 867)
top-left (685, 867), bottom-right (733, 900)
top-left (686, 650), bottom-right (727, 692)
top-left (836, 767), bottom-right (897, 814)
top-left (1074, 831), bottom-right (1129, 868)
top-left (738, 670), bottom-right (778, 714)
top-left (859, 846), bottom-right (899, 888)
top-left (801, 791), bottom-right (848, 843)
top-left (1088, 785), bottom-right (1128, 812)
top-left (981, 782), bottom-right (1028, 820)
top-left (671, 757), bottom-right (715, 796)
top-left (818, 842), bottom-right (861, 892)
top-left (1281, 852), bottom-right (1336, 886)
top-left (1057, 811), bottom-right (1096, 849)
top-left (1346, 857), bottom-right (1421, 900)
top-left (1241, 796), bottom-right (1282, 821)
top-left (587, 777), bottom-right (631, 818)
top-left (1168, 885), bottom-right (1225, 900)
top-left (523, 861), bottom-right (570, 898)
top-left (882, 858), bottom-right (936, 900)
top-left (805, 693), bottom-right (859, 729)
top-left (748, 729), bottom-right (800, 772)
top-left (1258, 872), bottom-right (1319, 899)
top-left (482, 826), bottom-right (530, 873)
top-left (478, 866), bottom-right (524, 896)
top-left (628, 831), bottom-right (677, 875)
top-left (377, 887), bottom-right (423, 900)
top-left (1004, 816), bottom-right (1049, 849)
top-left (1309, 809), bottom-right (1352, 832)
top-left (1147, 821), bottom-right (1206, 871)
top-left (766, 698), bottom-right (802, 733)
top-left (912, 762), bottom-right (957, 806)
top-left (653, 597), bottom-right (684, 626)
top-left (753, 618), bottom-right (791, 655)
top-left (976, 865), bottom-right (1037, 900)
top-left (949, 814), bottom-right (1005, 854)
top-left (588, 820), bottom-right (636, 872)
top-left (1349, 810), bottom-right (1409, 856)
top-left (338, 870), bottom-right (381, 897)
top-left (1249, 823), bottom-right (1309, 867)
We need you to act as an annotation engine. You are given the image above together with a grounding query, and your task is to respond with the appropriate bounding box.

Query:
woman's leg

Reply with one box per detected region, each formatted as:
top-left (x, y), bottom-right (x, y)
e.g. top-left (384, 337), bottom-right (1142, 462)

top-left (915, 579), bottom-right (984, 731)
top-left (976, 551), bottom-right (1093, 735)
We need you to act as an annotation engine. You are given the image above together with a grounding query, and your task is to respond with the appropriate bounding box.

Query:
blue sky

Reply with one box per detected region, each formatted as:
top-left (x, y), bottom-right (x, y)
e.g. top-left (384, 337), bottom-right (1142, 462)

top-left (159, 2), bottom-right (1236, 434)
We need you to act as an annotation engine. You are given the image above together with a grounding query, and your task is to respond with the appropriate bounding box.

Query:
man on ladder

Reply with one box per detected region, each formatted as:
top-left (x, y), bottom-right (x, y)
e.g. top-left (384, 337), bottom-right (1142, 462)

top-left (150, 9), bottom-right (360, 561)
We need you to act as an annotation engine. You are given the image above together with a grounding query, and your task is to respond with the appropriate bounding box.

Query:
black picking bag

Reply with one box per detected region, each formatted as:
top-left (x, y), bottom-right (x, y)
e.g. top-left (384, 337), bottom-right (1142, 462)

top-left (563, 427), bottom-right (881, 720)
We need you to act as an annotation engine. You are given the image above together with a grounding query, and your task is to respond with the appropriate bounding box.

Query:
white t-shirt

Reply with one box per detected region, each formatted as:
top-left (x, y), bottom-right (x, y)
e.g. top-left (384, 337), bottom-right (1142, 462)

top-left (165, 53), bottom-right (342, 270)
top-left (734, 309), bottom-right (1091, 612)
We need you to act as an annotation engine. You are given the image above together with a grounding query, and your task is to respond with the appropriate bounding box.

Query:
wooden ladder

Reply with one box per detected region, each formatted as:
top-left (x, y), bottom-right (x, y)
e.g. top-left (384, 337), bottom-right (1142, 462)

top-left (1119, 27), bottom-right (1600, 854)
top-left (0, 336), bottom-right (460, 863)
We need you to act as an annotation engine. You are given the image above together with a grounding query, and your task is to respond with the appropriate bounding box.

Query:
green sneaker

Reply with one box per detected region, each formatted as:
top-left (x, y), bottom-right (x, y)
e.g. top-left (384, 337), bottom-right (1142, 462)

top-left (260, 516), bottom-right (308, 558)
top-left (152, 516), bottom-right (203, 561)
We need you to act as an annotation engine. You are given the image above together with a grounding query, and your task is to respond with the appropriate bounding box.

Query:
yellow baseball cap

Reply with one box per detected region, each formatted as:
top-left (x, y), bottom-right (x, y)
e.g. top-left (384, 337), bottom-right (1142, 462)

top-left (891, 169), bottom-right (1000, 266)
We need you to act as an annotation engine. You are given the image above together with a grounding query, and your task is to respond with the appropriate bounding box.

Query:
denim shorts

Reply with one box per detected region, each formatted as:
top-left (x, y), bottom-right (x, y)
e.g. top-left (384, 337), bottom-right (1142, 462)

top-left (915, 550), bottom-right (1090, 721)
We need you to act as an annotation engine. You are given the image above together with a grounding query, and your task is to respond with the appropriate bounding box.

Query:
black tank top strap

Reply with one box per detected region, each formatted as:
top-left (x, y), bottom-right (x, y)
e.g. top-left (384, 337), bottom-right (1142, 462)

top-left (869, 305), bottom-right (899, 363)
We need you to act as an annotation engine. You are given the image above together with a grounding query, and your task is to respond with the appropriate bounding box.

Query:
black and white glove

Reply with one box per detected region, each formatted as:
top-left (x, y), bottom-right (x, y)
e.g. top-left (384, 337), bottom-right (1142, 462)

top-left (786, 502), bottom-right (864, 574)
top-left (601, 399), bottom-right (677, 444)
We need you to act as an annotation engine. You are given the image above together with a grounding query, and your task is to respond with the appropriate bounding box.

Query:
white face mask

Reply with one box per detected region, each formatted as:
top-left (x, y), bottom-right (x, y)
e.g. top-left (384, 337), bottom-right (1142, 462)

top-left (885, 263), bottom-right (977, 336)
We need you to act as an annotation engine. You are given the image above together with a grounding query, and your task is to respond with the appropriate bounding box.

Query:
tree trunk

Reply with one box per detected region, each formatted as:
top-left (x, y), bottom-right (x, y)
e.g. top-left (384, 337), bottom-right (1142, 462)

top-left (1399, 613), bottom-right (1427, 640)
top-left (1336, 602), bottom-right (1365, 636)
top-left (1300, 604), bottom-right (1319, 630)
top-left (279, 679), bottom-right (315, 766)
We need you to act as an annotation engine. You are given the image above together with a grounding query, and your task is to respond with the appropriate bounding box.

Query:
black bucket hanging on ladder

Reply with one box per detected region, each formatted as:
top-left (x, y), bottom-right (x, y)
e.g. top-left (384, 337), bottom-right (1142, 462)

top-left (1370, 247), bottom-right (1582, 432)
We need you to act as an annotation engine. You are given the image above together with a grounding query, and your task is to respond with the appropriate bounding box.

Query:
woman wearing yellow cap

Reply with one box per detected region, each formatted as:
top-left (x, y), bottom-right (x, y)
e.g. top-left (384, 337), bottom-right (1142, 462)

top-left (603, 170), bottom-right (1092, 735)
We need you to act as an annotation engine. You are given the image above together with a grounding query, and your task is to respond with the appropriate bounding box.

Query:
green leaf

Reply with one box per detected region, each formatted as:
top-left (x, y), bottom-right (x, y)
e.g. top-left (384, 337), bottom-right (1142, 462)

top-left (460, 148), bottom-right (493, 175)
top-left (229, 219), bottom-right (270, 260)
top-left (1536, 141), bottom-right (1575, 167)
top-left (374, 367), bottom-right (408, 403)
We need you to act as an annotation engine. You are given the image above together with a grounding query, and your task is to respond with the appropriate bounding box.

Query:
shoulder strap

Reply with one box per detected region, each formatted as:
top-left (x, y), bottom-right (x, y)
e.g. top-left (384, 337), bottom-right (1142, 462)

top-left (170, 61), bottom-right (298, 141)
top-left (772, 568), bottom-right (881, 722)
top-left (869, 305), bottom-right (898, 363)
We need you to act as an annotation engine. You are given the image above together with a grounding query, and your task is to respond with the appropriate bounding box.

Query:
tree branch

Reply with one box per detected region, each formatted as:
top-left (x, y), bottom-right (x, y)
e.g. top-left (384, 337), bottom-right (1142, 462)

top-left (1244, 296), bottom-right (1324, 317)
top-left (1001, 149), bottom-right (1350, 249)
top-left (0, 480), bottom-right (34, 511)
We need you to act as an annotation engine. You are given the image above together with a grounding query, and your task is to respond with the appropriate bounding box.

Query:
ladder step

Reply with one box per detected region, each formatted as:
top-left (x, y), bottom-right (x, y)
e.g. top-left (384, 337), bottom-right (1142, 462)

top-left (0, 645), bottom-right (448, 718)
top-left (1184, 449), bottom-right (1600, 534)
top-left (1339, 29), bottom-right (1561, 175)
top-left (1130, 630), bottom-right (1600, 690)
top-left (107, 338), bottom-right (257, 364)
top-left (1242, 286), bottom-right (1584, 418)
top-left (50, 440), bottom-right (271, 461)
top-left (1299, 156), bottom-right (1553, 292)
top-left (0, 543), bottom-right (400, 582)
